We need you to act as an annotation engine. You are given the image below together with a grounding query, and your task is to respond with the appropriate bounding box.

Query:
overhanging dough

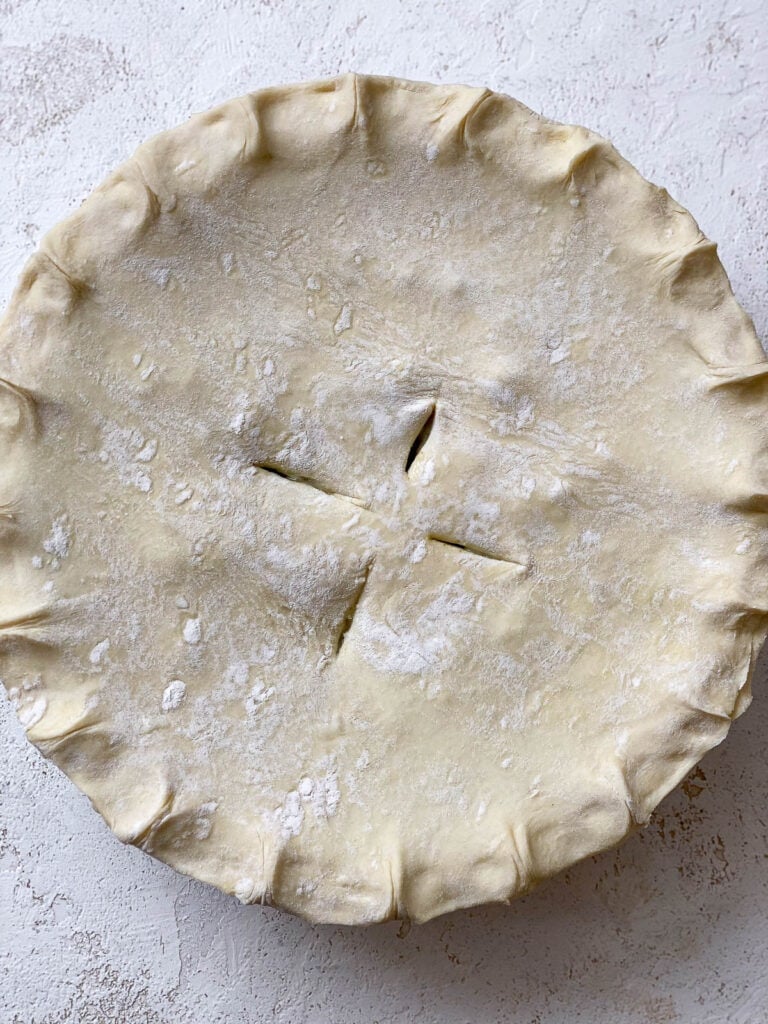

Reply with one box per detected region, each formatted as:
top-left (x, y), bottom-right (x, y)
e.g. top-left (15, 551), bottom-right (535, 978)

top-left (1, 74), bottom-right (767, 924)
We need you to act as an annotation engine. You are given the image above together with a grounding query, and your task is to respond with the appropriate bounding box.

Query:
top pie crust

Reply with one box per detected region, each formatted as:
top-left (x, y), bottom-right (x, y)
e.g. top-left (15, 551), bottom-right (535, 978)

top-left (1, 73), bottom-right (767, 924)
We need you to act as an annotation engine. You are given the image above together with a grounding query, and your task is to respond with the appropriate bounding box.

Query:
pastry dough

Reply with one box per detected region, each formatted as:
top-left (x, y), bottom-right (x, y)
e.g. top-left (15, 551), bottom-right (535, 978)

top-left (1, 74), bottom-right (766, 924)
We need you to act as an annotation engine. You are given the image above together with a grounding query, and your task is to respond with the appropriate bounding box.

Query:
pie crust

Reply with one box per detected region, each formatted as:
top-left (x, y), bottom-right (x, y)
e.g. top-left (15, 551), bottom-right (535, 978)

top-left (1, 74), bottom-right (766, 924)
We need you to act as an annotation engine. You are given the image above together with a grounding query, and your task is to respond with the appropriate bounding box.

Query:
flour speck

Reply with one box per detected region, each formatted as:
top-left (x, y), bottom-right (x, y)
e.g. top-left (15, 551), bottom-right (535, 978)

top-left (89, 639), bottom-right (110, 666)
top-left (279, 791), bottom-right (304, 837)
top-left (17, 694), bottom-right (47, 729)
top-left (135, 439), bottom-right (158, 462)
top-left (183, 618), bottom-right (201, 644)
top-left (161, 679), bottom-right (187, 711)
top-left (43, 515), bottom-right (71, 559)
top-left (333, 304), bottom-right (353, 335)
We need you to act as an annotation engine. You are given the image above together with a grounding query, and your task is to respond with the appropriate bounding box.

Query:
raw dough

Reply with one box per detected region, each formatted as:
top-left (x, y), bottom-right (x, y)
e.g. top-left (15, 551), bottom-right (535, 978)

top-left (1, 74), bottom-right (766, 925)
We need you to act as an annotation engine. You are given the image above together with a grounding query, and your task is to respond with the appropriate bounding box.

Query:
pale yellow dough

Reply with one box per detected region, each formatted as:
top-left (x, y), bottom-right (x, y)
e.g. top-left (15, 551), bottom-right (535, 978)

top-left (1, 74), bottom-right (767, 925)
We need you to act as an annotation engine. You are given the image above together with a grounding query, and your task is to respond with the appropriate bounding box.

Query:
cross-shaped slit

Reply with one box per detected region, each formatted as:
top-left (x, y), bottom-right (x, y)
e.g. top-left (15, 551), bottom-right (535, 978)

top-left (254, 463), bottom-right (367, 508)
top-left (405, 402), bottom-right (436, 474)
top-left (427, 533), bottom-right (528, 570)
top-left (251, 401), bottom-right (528, 663)
top-left (254, 461), bottom-right (374, 659)
top-left (335, 560), bottom-right (374, 656)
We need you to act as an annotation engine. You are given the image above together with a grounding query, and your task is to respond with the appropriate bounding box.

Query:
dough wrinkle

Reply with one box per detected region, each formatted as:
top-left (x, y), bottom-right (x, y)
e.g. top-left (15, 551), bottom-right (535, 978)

top-left (665, 239), bottom-right (722, 307)
top-left (37, 720), bottom-right (107, 755)
top-left (2, 254), bottom-right (72, 327)
top-left (720, 600), bottom-right (768, 631)
top-left (102, 167), bottom-right (162, 247)
top-left (386, 862), bottom-right (400, 921)
top-left (233, 94), bottom-right (271, 164)
top-left (731, 638), bottom-right (758, 719)
top-left (348, 71), bottom-right (366, 133)
top-left (0, 375), bottom-right (39, 438)
top-left (452, 87), bottom-right (493, 152)
top-left (27, 701), bottom-right (100, 745)
top-left (505, 821), bottom-right (533, 891)
top-left (140, 803), bottom-right (213, 854)
top-left (676, 699), bottom-right (738, 726)
top-left (705, 361), bottom-right (768, 390)
top-left (36, 248), bottom-right (88, 300)
top-left (127, 156), bottom-right (164, 219)
top-left (115, 785), bottom-right (175, 847)
top-left (610, 757), bottom-right (647, 827)
top-left (0, 604), bottom-right (51, 637)
top-left (563, 137), bottom-right (619, 192)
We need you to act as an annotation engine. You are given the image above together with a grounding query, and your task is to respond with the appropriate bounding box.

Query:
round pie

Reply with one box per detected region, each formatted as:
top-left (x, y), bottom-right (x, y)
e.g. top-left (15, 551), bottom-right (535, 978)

top-left (1, 74), bottom-right (766, 925)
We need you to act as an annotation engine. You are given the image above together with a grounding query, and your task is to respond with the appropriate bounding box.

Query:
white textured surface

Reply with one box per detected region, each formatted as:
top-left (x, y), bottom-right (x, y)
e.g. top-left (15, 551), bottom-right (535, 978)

top-left (1, 1), bottom-right (766, 1020)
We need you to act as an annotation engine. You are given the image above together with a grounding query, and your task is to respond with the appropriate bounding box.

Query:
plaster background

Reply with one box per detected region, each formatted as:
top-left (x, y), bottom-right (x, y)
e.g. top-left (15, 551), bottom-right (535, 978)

top-left (1, 1), bottom-right (767, 1021)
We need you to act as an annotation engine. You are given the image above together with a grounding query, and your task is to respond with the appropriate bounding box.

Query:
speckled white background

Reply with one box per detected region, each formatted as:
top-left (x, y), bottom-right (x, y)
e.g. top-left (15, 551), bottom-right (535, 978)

top-left (1, 1), bottom-right (767, 1021)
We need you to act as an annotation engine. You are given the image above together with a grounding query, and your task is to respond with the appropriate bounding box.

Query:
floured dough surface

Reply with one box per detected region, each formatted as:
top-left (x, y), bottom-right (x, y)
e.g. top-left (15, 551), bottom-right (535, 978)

top-left (1, 74), bottom-right (767, 925)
